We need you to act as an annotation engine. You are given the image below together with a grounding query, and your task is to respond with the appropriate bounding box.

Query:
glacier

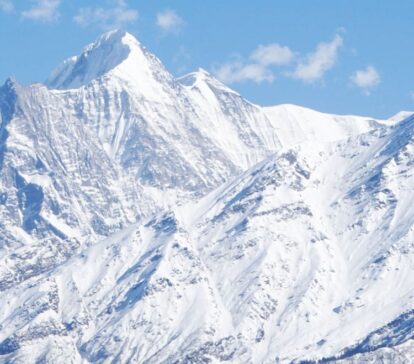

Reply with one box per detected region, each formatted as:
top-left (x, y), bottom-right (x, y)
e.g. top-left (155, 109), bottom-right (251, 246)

top-left (0, 29), bottom-right (413, 363)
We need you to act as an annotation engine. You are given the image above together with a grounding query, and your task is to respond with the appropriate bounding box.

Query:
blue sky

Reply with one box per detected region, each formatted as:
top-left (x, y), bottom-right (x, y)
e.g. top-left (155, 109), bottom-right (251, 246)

top-left (1, 0), bottom-right (413, 118)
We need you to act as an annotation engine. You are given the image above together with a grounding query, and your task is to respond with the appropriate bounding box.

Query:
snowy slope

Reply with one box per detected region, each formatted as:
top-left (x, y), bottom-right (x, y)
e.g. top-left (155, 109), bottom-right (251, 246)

top-left (1, 115), bottom-right (414, 363)
top-left (0, 30), bottom-right (413, 363)
top-left (263, 103), bottom-right (380, 146)
top-left (0, 30), bottom-right (382, 291)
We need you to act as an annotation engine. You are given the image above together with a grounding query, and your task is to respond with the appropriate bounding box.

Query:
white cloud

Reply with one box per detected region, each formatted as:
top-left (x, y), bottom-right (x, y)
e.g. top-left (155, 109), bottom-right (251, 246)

top-left (214, 43), bottom-right (294, 84)
top-left (74, 0), bottom-right (138, 29)
top-left (350, 66), bottom-right (380, 94)
top-left (213, 33), bottom-right (346, 85)
top-left (22, 0), bottom-right (61, 22)
top-left (290, 34), bottom-right (343, 83)
top-left (156, 9), bottom-right (183, 33)
top-left (0, 0), bottom-right (13, 13)
top-left (214, 60), bottom-right (274, 84)
top-left (250, 43), bottom-right (294, 66)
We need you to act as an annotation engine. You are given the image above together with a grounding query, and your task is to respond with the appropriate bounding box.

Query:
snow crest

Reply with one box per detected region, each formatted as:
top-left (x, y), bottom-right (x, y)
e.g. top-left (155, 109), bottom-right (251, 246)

top-left (0, 31), bottom-right (413, 363)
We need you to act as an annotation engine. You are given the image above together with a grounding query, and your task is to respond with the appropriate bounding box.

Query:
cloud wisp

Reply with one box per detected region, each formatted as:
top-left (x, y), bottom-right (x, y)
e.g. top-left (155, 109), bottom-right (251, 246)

top-left (350, 66), bottom-right (380, 95)
top-left (290, 34), bottom-right (343, 83)
top-left (214, 60), bottom-right (275, 84)
top-left (250, 43), bottom-right (295, 66)
top-left (156, 9), bottom-right (184, 33)
top-left (74, 0), bottom-right (138, 30)
top-left (214, 43), bottom-right (294, 84)
top-left (214, 33), bottom-right (344, 85)
top-left (0, 0), bottom-right (13, 13)
top-left (22, 0), bottom-right (62, 23)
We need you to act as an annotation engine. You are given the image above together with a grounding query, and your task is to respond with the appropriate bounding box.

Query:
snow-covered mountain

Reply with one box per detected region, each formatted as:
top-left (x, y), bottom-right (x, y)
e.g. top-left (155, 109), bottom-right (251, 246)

top-left (0, 30), bottom-right (413, 363)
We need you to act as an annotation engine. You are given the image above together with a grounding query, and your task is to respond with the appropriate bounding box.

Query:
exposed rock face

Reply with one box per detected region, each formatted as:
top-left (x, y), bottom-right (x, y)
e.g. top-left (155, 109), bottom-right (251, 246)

top-left (1, 30), bottom-right (413, 363)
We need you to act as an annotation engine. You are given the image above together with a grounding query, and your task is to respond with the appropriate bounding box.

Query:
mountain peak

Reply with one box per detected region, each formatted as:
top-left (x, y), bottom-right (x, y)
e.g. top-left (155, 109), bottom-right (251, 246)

top-left (177, 67), bottom-right (239, 95)
top-left (177, 68), bottom-right (210, 86)
top-left (46, 30), bottom-right (167, 91)
top-left (387, 110), bottom-right (414, 124)
top-left (87, 29), bottom-right (141, 51)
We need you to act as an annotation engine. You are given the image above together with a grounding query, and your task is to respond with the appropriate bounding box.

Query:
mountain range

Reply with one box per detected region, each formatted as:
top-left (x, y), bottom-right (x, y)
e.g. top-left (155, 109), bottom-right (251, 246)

top-left (0, 29), bottom-right (413, 363)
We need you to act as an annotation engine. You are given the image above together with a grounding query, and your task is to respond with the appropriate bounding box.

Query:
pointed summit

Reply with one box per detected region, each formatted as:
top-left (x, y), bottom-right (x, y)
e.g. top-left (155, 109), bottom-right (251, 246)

top-left (46, 30), bottom-right (132, 89)
top-left (46, 30), bottom-right (171, 92)
top-left (177, 67), bottom-right (239, 95)
top-left (178, 68), bottom-right (218, 86)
